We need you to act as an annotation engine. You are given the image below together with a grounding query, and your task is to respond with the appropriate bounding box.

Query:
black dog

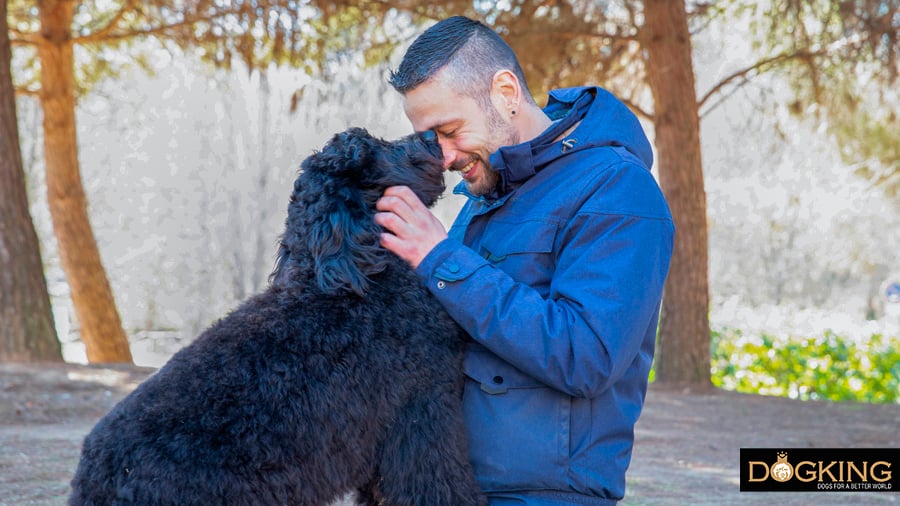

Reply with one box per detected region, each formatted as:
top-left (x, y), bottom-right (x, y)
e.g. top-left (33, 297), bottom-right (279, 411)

top-left (69, 128), bottom-right (485, 506)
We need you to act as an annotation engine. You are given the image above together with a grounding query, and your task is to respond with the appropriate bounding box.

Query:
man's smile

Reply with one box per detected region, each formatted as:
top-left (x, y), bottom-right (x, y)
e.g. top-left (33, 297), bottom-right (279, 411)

top-left (457, 158), bottom-right (478, 180)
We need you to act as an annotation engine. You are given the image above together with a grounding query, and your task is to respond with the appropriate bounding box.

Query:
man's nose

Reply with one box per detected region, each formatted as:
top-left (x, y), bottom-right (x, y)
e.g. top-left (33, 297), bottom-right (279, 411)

top-left (438, 139), bottom-right (456, 170)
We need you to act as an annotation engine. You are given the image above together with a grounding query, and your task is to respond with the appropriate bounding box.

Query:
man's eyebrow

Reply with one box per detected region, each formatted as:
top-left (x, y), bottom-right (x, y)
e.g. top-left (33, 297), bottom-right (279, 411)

top-left (429, 118), bottom-right (462, 132)
top-left (409, 103), bottom-right (465, 132)
top-left (413, 119), bottom-right (451, 134)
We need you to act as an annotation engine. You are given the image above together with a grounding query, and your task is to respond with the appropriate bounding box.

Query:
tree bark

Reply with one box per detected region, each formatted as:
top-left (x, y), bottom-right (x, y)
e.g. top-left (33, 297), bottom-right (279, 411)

top-left (37, 0), bottom-right (133, 363)
top-left (642, 0), bottom-right (711, 386)
top-left (0, 0), bottom-right (63, 362)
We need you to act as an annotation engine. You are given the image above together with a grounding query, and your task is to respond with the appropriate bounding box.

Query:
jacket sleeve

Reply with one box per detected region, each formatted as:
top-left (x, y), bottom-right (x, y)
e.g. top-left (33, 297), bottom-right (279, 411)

top-left (415, 172), bottom-right (674, 399)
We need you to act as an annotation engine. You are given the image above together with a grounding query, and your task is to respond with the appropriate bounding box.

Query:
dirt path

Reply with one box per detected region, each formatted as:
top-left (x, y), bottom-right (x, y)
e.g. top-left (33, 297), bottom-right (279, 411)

top-left (1, 363), bottom-right (897, 505)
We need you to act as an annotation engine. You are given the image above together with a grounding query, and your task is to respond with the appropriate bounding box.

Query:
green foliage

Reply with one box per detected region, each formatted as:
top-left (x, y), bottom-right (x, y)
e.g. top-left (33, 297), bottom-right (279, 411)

top-left (711, 326), bottom-right (900, 404)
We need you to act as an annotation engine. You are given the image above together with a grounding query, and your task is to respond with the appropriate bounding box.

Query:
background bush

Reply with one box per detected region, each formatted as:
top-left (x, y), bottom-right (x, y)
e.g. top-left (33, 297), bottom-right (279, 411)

top-left (711, 327), bottom-right (900, 404)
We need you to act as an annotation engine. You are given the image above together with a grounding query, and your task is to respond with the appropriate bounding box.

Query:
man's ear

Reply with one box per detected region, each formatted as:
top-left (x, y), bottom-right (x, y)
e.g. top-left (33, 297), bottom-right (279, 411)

top-left (490, 69), bottom-right (521, 117)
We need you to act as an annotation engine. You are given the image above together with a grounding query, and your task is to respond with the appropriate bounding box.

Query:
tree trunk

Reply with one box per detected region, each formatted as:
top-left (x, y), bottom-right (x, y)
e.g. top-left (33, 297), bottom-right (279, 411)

top-left (641, 0), bottom-right (711, 386)
top-left (37, 0), bottom-right (133, 363)
top-left (0, 0), bottom-right (63, 362)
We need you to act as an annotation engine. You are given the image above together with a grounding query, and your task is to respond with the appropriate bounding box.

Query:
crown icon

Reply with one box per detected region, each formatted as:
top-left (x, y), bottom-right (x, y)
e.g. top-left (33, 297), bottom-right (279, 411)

top-left (771, 451), bottom-right (793, 482)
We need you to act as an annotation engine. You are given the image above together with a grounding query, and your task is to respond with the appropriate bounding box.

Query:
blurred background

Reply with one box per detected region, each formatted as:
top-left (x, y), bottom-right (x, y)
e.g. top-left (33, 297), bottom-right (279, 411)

top-left (5, 0), bottom-right (898, 403)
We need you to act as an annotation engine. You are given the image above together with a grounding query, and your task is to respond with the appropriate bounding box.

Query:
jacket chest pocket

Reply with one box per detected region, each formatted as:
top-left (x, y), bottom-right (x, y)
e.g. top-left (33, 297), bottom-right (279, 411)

top-left (462, 349), bottom-right (570, 492)
top-left (475, 219), bottom-right (558, 290)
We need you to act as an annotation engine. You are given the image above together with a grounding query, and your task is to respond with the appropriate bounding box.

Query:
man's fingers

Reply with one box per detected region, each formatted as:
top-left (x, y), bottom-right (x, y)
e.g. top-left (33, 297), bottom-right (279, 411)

top-left (381, 185), bottom-right (418, 201)
top-left (374, 211), bottom-right (409, 237)
top-left (378, 231), bottom-right (401, 251)
top-left (375, 185), bottom-right (447, 269)
top-left (375, 194), bottom-right (412, 217)
top-left (376, 187), bottom-right (428, 233)
top-left (379, 186), bottom-right (427, 213)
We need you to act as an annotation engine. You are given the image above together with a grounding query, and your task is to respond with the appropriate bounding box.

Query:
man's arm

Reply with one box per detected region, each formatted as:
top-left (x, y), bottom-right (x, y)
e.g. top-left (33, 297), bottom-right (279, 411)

top-left (376, 179), bottom-right (674, 399)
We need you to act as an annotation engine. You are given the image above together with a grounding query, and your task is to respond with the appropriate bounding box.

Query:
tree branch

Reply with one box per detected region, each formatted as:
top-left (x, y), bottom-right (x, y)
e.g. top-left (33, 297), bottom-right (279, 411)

top-left (8, 27), bottom-right (41, 47)
top-left (77, 0), bottom-right (140, 43)
top-left (513, 28), bottom-right (636, 43)
top-left (14, 87), bottom-right (41, 98)
top-left (73, 19), bottom-right (194, 45)
top-left (697, 49), bottom-right (825, 111)
top-left (621, 97), bottom-right (653, 121)
top-left (71, 6), bottom-right (243, 46)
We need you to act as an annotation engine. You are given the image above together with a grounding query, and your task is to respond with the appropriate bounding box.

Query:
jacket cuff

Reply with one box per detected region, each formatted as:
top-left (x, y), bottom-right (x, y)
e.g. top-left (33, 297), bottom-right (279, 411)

top-left (415, 238), bottom-right (487, 292)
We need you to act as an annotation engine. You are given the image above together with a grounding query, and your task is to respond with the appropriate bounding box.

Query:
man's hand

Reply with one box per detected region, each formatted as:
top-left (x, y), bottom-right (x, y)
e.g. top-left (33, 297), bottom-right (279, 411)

top-left (375, 186), bottom-right (448, 269)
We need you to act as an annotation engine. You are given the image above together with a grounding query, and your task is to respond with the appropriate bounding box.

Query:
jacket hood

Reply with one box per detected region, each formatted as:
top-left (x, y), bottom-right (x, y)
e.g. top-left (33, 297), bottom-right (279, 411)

top-left (480, 86), bottom-right (653, 199)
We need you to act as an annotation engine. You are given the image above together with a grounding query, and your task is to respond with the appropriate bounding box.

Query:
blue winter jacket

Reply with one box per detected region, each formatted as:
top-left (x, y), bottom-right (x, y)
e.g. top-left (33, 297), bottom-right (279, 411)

top-left (415, 86), bottom-right (674, 504)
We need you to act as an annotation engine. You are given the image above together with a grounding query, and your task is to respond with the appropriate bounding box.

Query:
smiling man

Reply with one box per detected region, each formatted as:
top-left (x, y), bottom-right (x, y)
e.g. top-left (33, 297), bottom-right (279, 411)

top-left (374, 16), bottom-right (675, 506)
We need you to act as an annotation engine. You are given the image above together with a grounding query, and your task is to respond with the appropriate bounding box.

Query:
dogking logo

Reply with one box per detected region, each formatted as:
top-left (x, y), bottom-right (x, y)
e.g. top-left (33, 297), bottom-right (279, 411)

top-left (741, 448), bottom-right (899, 492)
top-left (770, 452), bottom-right (793, 482)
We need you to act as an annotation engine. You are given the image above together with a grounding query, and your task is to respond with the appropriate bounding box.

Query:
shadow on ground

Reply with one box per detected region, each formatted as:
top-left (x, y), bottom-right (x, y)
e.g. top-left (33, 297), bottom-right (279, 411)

top-left (1, 363), bottom-right (897, 505)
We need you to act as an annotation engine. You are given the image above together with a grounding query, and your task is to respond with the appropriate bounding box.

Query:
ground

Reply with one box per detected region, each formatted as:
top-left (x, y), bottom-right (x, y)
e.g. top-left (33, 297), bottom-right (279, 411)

top-left (0, 362), bottom-right (897, 505)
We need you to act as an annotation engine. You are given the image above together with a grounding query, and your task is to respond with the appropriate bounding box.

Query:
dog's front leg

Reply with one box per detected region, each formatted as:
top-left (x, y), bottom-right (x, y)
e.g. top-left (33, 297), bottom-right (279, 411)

top-left (354, 474), bottom-right (384, 506)
top-left (375, 389), bottom-right (486, 506)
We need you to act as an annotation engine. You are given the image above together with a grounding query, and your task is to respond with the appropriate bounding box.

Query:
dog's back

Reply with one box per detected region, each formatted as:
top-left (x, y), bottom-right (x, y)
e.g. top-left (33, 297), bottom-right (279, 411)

top-left (70, 260), bottom-right (469, 503)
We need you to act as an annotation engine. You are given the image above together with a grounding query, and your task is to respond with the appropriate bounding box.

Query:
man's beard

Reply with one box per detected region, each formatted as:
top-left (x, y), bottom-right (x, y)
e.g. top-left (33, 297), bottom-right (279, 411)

top-left (463, 105), bottom-right (519, 197)
top-left (461, 157), bottom-right (500, 197)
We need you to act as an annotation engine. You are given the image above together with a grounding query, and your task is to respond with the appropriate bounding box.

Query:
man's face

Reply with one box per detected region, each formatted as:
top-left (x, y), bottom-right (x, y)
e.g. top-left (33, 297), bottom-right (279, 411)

top-left (402, 73), bottom-right (519, 196)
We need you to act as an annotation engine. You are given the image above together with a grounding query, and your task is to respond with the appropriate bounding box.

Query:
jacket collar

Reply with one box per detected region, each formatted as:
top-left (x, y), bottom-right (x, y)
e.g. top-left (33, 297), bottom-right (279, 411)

top-left (455, 88), bottom-right (595, 202)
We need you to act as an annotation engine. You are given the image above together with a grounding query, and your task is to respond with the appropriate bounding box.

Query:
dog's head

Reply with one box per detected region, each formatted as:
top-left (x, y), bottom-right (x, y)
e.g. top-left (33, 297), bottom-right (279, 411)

top-left (271, 127), bottom-right (445, 296)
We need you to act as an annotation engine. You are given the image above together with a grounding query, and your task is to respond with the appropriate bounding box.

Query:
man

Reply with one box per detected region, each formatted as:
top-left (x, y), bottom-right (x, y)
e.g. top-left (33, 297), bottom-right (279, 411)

top-left (374, 16), bottom-right (674, 505)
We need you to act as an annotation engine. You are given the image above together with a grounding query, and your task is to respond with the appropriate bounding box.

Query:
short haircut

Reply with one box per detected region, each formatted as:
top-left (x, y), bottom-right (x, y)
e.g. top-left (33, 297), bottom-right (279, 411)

top-left (389, 16), bottom-right (535, 109)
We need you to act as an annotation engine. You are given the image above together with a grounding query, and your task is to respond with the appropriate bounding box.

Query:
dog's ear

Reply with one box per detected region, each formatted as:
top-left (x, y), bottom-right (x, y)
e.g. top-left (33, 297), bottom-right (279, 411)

top-left (268, 240), bottom-right (292, 286)
top-left (275, 128), bottom-right (389, 296)
top-left (269, 172), bottom-right (305, 288)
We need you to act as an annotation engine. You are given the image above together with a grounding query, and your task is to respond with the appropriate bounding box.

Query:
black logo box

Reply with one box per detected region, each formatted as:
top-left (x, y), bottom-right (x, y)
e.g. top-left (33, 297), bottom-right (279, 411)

top-left (740, 448), bottom-right (899, 492)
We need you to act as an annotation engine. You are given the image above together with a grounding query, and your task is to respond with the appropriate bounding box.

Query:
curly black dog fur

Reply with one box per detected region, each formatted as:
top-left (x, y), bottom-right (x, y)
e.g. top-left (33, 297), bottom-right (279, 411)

top-left (69, 128), bottom-right (485, 506)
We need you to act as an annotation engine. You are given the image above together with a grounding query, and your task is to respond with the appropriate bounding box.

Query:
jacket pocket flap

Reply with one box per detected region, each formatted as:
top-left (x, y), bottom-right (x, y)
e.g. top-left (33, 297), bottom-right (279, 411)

top-left (463, 348), bottom-right (545, 393)
top-left (480, 220), bottom-right (557, 257)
